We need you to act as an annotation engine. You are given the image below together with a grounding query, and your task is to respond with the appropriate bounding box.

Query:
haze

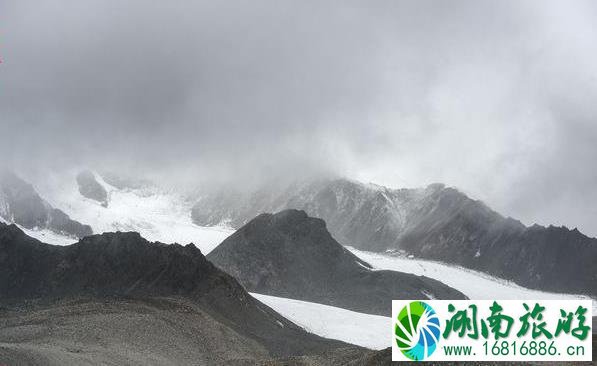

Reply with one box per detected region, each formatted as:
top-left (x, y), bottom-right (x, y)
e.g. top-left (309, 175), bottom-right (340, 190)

top-left (1, 0), bottom-right (597, 236)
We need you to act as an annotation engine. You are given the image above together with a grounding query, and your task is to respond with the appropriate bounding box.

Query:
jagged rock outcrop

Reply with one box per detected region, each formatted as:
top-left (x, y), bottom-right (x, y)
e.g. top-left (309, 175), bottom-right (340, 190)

top-left (207, 210), bottom-right (466, 315)
top-left (0, 171), bottom-right (92, 238)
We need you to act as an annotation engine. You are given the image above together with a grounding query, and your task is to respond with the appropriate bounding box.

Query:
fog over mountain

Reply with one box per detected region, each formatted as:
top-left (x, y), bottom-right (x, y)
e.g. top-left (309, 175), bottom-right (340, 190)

top-left (2, 0), bottom-right (597, 236)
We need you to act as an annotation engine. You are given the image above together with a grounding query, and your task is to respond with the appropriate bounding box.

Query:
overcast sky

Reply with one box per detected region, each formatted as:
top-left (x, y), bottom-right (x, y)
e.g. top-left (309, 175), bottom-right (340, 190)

top-left (1, 0), bottom-right (597, 236)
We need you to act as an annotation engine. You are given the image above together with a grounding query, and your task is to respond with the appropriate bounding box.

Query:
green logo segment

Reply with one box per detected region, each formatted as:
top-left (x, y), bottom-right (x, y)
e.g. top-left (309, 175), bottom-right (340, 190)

top-left (394, 301), bottom-right (440, 361)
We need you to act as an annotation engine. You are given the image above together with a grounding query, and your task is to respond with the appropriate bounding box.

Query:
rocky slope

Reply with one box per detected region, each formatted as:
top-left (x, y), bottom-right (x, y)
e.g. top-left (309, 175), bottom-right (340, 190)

top-left (0, 171), bottom-right (92, 239)
top-left (207, 210), bottom-right (466, 316)
top-left (193, 178), bottom-right (597, 296)
top-left (76, 170), bottom-right (108, 206)
top-left (0, 223), bottom-right (354, 365)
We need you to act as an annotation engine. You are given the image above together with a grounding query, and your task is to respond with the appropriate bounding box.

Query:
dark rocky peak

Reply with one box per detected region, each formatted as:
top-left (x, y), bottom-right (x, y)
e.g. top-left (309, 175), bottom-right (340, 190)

top-left (0, 170), bottom-right (49, 228)
top-left (76, 170), bottom-right (108, 207)
top-left (211, 209), bottom-right (371, 275)
top-left (58, 232), bottom-right (220, 299)
top-left (0, 171), bottom-right (92, 238)
top-left (0, 224), bottom-right (222, 302)
top-left (208, 210), bottom-right (466, 315)
top-left (0, 224), bottom-right (351, 359)
top-left (193, 177), bottom-right (597, 297)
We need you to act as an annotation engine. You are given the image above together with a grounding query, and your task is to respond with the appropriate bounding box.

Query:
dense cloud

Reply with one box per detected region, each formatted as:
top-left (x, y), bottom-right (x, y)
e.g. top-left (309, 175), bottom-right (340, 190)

top-left (1, 0), bottom-right (597, 235)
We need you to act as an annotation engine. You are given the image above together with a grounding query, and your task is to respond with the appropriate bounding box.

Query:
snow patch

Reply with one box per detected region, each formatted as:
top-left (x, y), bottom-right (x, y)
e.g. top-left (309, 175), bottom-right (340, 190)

top-left (17, 226), bottom-right (77, 246)
top-left (250, 293), bottom-right (389, 350)
top-left (348, 247), bottom-right (597, 315)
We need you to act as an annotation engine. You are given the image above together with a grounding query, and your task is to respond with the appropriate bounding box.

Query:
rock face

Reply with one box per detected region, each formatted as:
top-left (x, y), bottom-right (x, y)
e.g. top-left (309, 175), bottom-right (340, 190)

top-left (194, 178), bottom-right (597, 297)
top-left (0, 171), bottom-right (92, 238)
top-left (76, 170), bottom-right (108, 206)
top-left (0, 223), bottom-right (350, 364)
top-left (395, 191), bottom-right (597, 296)
top-left (207, 210), bottom-right (466, 316)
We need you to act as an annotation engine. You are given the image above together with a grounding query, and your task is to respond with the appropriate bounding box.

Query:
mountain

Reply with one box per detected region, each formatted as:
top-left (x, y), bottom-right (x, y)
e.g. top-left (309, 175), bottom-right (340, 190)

top-left (76, 169), bottom-right (108, 207)
top-left (26, 169), bottom-right (232, 249)
top-left (207, 210), bottom-right (466, 316)
top-left (193, 178), bottom-right (597, 297)
top-left (0, 171), bottom-right (92, 239)
top-left (0, 223), bottom-right (355, 365)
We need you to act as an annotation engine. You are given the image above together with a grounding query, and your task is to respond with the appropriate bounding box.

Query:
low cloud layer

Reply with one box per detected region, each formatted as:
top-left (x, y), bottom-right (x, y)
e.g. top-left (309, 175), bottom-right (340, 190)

top-left (2, 0), bottom-right (597, 236)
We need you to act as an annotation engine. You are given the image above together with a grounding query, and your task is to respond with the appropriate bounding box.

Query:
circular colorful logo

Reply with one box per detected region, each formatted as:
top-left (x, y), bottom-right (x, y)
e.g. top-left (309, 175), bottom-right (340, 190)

top-left (394, 301), bottom-right (440, 361)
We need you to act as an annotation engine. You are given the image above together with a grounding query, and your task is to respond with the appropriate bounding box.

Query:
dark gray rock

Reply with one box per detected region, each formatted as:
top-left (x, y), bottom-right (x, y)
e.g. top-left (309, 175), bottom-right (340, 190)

top-left (372, 186), bottom-right (597, 297)
top-left (0, 171), bottom-right (92, 238)
top-left (0, 223), bottom-right (350, 360)
top-left (207, 210), bottom-right (467, 316)
top-left (76, 170), bottom-right (108, 206)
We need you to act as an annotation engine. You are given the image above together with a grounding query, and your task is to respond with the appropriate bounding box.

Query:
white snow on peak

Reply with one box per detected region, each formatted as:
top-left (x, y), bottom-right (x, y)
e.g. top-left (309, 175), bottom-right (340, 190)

top-left (32, 170), bottom-right (233, 252)
top-left (0, 195), bottom-right (8, 220)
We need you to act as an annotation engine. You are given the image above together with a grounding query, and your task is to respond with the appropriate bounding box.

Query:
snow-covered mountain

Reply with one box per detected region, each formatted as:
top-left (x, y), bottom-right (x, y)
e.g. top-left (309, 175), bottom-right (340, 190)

top-left (192, 178), bottom-right (597, 297)
top-left (0, 171), bottom-right (92, 241)
top-left (32, 169), bottom-right (231, 252)
top-left (3, 169), bottom-right (594, 357)
top-left (12, 169), bottom-right (596, 306)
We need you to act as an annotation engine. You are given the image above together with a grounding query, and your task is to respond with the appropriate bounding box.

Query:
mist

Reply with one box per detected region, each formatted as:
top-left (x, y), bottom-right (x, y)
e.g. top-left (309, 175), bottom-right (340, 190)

top-left (1, 0), bottom-right (597, 236)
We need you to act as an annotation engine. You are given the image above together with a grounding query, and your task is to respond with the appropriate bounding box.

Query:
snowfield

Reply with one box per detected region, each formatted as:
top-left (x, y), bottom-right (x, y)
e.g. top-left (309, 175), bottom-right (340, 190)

top-left (252, 248), bottom-right (596, 350)
top-left (33, 170), bottom-right (232, 253)
top-left (18, 227), bottom-right (77, 246)
top-left (250, 293), bottom-right (390, 350)
top-left (347, 247), bottom-right (596, 315)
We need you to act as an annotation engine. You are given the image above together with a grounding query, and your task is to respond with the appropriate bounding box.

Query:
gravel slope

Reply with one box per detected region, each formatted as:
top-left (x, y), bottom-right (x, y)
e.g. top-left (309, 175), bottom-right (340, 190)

top-left (0, 224), bottom-right (354, 365)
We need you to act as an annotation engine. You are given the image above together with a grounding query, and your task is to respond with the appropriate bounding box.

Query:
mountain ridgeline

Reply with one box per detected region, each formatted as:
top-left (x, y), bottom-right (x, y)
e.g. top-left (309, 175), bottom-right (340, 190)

top-left (207, 209), bottom-right (466, 315)
top-left (0, 222), bottom-right (355, 365)
top-left (0, 171), bottom-right (92, 239)
top-left (193, 178), bottom-right (597, 296)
